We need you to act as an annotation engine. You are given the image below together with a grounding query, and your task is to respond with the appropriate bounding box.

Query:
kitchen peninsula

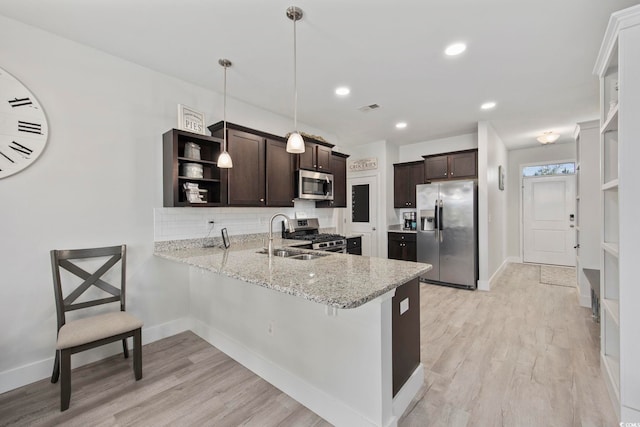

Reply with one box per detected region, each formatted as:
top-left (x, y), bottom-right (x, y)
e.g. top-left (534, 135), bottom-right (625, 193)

top-left (155, 238), bottom-right (431, 427)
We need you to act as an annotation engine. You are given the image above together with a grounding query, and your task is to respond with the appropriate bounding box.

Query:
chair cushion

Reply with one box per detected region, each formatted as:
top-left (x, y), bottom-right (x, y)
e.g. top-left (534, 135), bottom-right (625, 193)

top-left (57, 311), bottom-right (143, 350)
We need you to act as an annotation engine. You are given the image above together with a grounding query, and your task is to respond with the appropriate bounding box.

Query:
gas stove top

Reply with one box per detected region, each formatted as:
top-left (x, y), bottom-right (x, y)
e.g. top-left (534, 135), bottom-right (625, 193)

top-left (281, 218), bottom-right (346, 252)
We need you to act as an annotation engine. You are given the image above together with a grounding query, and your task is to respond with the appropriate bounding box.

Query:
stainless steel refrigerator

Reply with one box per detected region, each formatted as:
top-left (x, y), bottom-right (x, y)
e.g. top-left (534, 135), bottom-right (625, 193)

top-left (417, 180), bottom-right (478, 289)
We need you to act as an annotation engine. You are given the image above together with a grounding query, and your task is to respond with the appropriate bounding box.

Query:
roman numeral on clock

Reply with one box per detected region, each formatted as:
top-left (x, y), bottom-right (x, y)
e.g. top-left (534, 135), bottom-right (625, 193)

top-left (0, 142), bottom-right (33, 165)
top-left (18, 121), bottom-right (42, 134)
top-left (8, 97), bottom-right (33, 107)
top-left (10, 141), bottom-right (33, 157)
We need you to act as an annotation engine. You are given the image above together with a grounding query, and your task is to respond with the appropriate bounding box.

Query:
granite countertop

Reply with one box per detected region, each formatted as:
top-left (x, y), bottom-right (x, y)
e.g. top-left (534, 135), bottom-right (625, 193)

top-left (387, 225), bottom-right (417, 234)
top-left (155, 238), bottom-right (431, 309)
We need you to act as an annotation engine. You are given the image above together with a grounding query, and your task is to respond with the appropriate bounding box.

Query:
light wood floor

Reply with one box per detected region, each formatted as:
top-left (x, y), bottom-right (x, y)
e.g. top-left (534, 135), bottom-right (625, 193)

top-left (0, 263), bottom-right (615, 426)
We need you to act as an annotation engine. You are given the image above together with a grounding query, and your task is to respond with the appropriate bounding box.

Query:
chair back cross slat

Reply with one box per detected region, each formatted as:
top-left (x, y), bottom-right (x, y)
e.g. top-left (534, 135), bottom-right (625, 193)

top-left (60, 256), bottom-right (121, 308)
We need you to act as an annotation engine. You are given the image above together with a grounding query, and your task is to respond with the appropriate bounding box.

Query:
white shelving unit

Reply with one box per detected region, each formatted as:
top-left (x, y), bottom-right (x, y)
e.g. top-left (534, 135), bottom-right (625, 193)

top-left (594, 4), bottom-right (640, 422)
top-left (573, 120), bottom-right (600, 308)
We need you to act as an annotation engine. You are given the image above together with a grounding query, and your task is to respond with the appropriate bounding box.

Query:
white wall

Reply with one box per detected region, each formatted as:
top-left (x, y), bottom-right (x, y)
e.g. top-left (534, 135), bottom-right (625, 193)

top-left (478, 122), bottom-right (508, 290)
top-left (398, 133), bottom-right (477, 163)
top-left (506, 142), bottom-right (576, 260)
top-left (0, 15), bottom-right (338, 392)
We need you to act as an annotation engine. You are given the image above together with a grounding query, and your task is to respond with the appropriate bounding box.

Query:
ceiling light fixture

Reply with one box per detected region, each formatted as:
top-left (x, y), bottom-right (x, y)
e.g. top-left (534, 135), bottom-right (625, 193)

top-left (481, 101), bottom-right (496, 110)
top-left (285, 6), bottom-right (305, 154)
top-left (536, 131), bottom-right (560, 144)
top-left (217, 58), bottom-right (233, 168)
top-left (395, 122), bottom-right (407, 129)
top-left (335, 87), bottom-right (350, 96)
top-left (445, 42), bottom-right (466, 56)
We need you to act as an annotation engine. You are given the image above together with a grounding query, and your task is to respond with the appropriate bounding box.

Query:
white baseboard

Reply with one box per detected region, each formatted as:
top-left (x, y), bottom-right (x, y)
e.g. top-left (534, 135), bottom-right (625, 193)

top-left (479, 257), bottom-right (516, 292)
top-left (190, 318), bottom-right (381, 427)
top-left (392, 364), bottom-right (424, 423)
top-left (477, 280), bottom-right (490, 291)
top-left (0, 317), bottom-right (190, 395)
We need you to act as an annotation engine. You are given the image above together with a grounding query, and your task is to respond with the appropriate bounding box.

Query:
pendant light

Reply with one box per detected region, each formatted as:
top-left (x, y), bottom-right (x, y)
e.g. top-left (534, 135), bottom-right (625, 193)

top-left (217, 59), bottom-right (233, 168)
top-left (286, 6), bottom-right (305, 154)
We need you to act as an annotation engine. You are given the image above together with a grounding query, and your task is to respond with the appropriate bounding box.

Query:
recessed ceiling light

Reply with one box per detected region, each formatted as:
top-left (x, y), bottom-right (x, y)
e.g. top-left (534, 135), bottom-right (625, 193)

top-left (335, 87), bottom-right (350, 96)
top-left (445, 42), bottom-right (466, 56)
top-left (396, 122), bottom-right (407, 129)
top-left (481, 101), bottom-right (496, 110)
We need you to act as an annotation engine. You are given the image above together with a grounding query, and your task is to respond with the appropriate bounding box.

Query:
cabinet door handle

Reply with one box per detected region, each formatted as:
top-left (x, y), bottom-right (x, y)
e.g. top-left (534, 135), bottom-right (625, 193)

top-left (318, 165), bottom-right (323, 169)
top-left (260, 198), bottom-right (265, 202)
top-left (450, 172), bottom-right (453, 176)
top-left (443, 172), bottom-right (447, 176)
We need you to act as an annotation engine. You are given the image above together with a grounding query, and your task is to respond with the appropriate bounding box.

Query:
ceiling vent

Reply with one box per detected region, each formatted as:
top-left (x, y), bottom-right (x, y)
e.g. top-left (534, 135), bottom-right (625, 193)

top-left (358, 104), bottom-right (380, 112)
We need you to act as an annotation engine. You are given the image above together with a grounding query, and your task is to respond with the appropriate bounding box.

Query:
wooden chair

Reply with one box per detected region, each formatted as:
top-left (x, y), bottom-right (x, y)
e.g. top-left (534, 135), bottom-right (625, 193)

top-left (50, 244), bottom-right (143, 411)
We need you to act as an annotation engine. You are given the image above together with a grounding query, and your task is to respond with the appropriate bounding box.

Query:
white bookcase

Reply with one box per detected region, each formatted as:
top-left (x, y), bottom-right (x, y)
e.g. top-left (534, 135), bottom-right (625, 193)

top-left (594, 4), bottom-right (640, 422)
top-left (573, 120), bottom-right (600, 308)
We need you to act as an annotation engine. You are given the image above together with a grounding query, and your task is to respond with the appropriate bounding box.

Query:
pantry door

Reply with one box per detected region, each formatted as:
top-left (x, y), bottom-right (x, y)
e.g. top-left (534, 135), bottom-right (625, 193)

top-left (348, 175), bottom-right (378, 257)
top-left (523, 175), bottom-right (576, 266)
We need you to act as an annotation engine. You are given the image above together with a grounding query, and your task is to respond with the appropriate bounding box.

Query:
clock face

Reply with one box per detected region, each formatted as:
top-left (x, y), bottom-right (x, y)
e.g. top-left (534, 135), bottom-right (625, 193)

top-left (0, 67), bottom-right (49, 179)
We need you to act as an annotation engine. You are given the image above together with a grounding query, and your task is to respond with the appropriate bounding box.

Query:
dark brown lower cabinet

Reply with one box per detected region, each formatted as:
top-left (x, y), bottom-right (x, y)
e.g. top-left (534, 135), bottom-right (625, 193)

top-left (346, 236), bottom-right (362, 255)
top-left (392, 278), bottom-right (420, 396)
top-left (388, 232), bottom-right (417, 262)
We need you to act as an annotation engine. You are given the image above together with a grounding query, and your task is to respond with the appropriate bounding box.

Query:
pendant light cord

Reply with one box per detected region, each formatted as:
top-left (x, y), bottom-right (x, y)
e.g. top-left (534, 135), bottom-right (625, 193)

top-left (223, 64), bottom-right (227, 152)
top-left (293, 14), bottom-right (298, 131)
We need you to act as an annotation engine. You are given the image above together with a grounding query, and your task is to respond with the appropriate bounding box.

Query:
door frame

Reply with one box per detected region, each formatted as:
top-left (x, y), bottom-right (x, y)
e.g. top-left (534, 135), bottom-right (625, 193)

top-left (518, 158), bottom-right (576, 263)
top-left (347, 173), bottom-right (379, 257)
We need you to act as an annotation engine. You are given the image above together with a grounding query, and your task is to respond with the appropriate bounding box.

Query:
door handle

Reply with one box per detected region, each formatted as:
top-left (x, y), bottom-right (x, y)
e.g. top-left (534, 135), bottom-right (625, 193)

top-left (372, 227), bottom-right (376, 231)
top-left (434, 201), bottom-right (439, 240)
top-left (438, 200), bottom-right (444, 243)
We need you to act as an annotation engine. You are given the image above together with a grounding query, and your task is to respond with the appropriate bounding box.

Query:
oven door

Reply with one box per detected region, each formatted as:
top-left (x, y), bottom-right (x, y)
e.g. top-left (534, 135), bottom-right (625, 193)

top-left (298, 170), bottom-right (334, 200)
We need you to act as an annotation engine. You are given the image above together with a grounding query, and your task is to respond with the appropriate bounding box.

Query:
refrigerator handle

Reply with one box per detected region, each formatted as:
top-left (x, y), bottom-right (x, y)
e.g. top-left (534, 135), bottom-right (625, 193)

top-left (438, 200), bottom-right (444, 242)
top-left (434, 201), bottom-right (439, 240)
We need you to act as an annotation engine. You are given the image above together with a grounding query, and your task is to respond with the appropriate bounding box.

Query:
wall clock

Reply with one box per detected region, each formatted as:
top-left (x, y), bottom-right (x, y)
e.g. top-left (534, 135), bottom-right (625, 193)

top-left (0, 66), bottom-right (49, 179)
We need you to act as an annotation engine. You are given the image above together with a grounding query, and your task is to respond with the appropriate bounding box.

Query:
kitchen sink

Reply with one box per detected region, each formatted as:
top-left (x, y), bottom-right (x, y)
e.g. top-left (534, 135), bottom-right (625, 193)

top-left (289, 253), bottom-right (326, 261)
top-left (257, 248), bottom-right (328, 260)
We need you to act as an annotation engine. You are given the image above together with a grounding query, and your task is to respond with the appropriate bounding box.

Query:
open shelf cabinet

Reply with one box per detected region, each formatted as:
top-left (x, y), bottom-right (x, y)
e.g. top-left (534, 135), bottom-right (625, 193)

top-left (594, 4), bottom-right (640, 422)
top-left (163, 128), bottom-right (228, 207)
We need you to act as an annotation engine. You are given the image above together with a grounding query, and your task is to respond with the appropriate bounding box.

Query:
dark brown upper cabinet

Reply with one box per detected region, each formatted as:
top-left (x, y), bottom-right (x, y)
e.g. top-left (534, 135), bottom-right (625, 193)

top-left (298, 141), bottom-right (332, 172)
top-left (393, 161), bottom-right (425, 208)
top-left (209, 122), bottom-right (295, 207)
top-left (316, 152), bottom-right (348, 208)
top-left (266, 138), bottom-right (295, 207)
top-left (424, 149), bottom-right (477, 181)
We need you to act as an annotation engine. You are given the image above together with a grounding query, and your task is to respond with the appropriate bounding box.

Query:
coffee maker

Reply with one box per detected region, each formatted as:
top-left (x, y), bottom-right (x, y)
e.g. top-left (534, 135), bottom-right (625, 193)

top-left (403, 212), bottom-right (417, 230)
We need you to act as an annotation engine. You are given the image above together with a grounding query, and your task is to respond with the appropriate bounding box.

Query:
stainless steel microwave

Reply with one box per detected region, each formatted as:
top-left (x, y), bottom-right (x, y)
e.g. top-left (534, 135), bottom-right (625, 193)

top-left (297, 170), bottom-right (334, 200)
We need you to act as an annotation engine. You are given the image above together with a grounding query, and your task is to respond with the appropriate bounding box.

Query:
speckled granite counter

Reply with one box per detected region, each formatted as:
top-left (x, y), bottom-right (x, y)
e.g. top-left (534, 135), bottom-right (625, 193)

top-left (155, 238), bottom-right (430, 309)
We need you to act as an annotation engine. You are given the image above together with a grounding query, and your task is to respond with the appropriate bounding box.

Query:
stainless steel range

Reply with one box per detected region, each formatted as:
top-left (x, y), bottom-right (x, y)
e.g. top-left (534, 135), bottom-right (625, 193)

top-left (281, 218), bottom-right (346, 253)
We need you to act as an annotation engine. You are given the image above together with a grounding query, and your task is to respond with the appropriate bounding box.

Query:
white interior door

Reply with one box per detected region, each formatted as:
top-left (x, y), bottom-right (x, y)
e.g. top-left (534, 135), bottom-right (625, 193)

top-left (347, 175), bottom-right (378, 257)
top-left (523, 175), bottom-right (576, 266)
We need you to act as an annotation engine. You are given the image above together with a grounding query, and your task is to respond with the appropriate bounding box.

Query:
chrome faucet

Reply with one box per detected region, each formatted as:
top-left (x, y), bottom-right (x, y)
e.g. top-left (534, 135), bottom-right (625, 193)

top-left (268, 213), bottom-right (293, 257)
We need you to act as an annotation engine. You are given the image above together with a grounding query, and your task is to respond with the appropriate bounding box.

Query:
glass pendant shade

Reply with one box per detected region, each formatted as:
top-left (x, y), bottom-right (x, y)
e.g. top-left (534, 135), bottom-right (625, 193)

top-left (217, 150), bottom-right (233, 168)
top-left (286, 132), bottom-right (305, 153)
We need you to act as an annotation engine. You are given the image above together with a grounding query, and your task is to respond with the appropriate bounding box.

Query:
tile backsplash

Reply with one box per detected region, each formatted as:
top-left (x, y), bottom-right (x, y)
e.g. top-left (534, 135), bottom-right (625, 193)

top-left (154, 201), bottom-right (341, 242)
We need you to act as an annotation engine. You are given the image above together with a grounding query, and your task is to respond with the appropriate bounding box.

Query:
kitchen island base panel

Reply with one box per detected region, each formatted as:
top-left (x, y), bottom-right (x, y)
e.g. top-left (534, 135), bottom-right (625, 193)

top-left (188, 266), bottom-right (421, 427)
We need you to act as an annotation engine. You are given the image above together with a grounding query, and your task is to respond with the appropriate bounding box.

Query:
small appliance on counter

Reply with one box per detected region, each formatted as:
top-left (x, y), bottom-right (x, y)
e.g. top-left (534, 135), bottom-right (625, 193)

top-left (403, 212), bottom-right (417, 230)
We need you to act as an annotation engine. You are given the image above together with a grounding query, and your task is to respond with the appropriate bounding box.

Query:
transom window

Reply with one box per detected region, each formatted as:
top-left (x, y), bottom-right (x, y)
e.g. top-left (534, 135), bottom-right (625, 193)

top-left (522, 162), bottom-right (576, 177)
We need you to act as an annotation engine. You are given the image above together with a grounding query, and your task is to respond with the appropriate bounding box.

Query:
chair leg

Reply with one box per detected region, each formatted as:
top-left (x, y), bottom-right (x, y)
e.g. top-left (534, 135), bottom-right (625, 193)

top-left (51, 350), bottom-right (60, 383)
top-left (122, 338), bottom-right (129, 359)
top-left (60, 349), bottom-right (71, 411)
top-left (133, 328), bottom-right (142, 381)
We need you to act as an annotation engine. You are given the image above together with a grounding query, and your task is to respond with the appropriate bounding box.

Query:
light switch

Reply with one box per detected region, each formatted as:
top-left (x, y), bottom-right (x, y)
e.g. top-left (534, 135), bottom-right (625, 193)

top-left (400, 298), bottom-right (409, 315)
